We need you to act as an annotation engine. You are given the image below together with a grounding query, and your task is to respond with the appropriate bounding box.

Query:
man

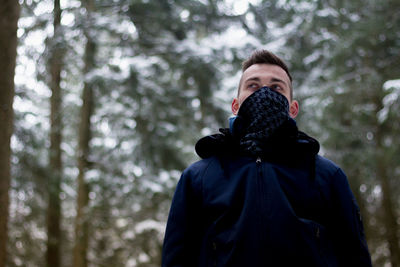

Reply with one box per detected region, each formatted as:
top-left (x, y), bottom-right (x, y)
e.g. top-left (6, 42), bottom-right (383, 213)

top-left (162, 50), bottom-right (372, 266)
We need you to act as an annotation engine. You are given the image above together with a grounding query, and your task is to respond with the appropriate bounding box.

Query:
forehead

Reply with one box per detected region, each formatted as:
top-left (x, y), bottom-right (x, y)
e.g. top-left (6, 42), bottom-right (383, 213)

top-left (241, 64), bottom-right (290, 85)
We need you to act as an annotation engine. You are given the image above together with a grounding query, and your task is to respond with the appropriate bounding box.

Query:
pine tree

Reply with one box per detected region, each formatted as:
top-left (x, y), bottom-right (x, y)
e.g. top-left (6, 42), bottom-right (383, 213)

top-left (73, 0), bottom-right (96, 266)
top-left (0, 1), bottom-right (20, 266)
top-left (46, 0), bottom-right (64, 266)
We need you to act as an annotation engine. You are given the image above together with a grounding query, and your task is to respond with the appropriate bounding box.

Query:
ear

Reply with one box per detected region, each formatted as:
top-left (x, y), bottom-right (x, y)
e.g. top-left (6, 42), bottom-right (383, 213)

top-left (231, 98), bottom-right (239, 115)
top-left (289, 100), bottom-right (299, 118)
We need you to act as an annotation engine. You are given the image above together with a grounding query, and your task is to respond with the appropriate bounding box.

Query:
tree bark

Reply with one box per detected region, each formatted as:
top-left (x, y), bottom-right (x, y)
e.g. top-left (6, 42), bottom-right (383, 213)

top-left (377, 151), bottom-right (400, 266)
top-left (0, 1), bottom-right (20, 266)
top-left (375, 98), bottom-right (400, 267)
top-left (46, 1), bottom-right (63, 267)
top-left (73, 1), bottom-right (95, 266)
top-left (349, 168), bottom-right (372, 241)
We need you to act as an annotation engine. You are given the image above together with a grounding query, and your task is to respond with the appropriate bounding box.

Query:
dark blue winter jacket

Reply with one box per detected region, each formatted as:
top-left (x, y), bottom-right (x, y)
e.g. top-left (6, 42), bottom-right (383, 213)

top-left (162, 120), bottom-right (372, 266)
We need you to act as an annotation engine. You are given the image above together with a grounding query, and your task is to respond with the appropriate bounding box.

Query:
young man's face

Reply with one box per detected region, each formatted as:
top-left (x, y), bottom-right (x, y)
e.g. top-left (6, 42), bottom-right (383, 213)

top-left (231, 63), bottom-right (299, 118)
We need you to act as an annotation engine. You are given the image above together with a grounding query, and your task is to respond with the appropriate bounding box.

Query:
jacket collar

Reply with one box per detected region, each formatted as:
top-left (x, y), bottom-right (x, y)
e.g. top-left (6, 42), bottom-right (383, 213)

top-left (195, 119), bottom-right (320, 165)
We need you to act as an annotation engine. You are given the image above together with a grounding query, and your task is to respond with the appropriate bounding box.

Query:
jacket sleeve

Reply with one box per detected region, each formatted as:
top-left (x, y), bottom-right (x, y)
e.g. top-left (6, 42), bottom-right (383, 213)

top-left (330, 168), bottom-right (372, 267)
top-left (162, 166), bottom-right (203, 267)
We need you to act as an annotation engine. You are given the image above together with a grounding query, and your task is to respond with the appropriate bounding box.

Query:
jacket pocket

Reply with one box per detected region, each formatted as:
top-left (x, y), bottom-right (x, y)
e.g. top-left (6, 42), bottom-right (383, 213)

top-left (298, 218), bottom-right (338, 267)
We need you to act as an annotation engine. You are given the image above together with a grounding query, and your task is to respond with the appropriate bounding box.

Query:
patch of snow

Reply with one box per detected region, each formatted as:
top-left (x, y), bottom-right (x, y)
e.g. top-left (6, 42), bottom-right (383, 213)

top-left (134, 219), bottom-right (165, 234)
top-left (383, 79), bottom-right (400, 90)
top-left (378, 79), bottom-right (400, 123)
top-left (316, 7), bottom-right (339, 17)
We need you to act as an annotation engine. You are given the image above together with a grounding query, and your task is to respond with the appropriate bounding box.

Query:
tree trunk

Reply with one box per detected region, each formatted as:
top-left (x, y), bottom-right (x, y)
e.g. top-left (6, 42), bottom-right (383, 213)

top-left (349, 168), bottom-right (372, 241)
top-left (375, 99), bottom-right (400, 267)
top-left (377, 154), bottom-right (400, 266)
top-left (46, 1), bottom-right (63, 266)
top-left (0, 1), bottom-right (20, 266)
top-left (73, 1), bottom-right (96, 265)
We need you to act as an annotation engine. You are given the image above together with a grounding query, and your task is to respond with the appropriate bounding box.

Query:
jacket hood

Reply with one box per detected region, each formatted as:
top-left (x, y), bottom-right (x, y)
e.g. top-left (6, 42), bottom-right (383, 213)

top-left (195, 119), bottom-right (320, 164)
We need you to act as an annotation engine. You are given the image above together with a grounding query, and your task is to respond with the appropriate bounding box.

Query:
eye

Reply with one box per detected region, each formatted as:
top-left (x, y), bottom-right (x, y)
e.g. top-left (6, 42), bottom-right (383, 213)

top-left (271, 84), bottom-right (283, 91)
top-left (247, 83), bottom-right (259, 89)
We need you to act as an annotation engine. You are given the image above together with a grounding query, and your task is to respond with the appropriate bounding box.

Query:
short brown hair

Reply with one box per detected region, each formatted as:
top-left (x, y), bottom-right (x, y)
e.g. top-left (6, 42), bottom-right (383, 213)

top-left (239, 50), bottom-right (293, 99)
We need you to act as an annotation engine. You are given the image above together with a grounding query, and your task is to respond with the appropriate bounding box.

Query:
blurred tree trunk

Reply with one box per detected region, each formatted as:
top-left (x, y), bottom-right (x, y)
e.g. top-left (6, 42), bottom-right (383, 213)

top-left (350, 169), bottom-right (372, 241)
top-left (73, 0), bottom-right (95, 266)
top-left (0, 1), bottom-right (20, 266)
top-left (46, 0), bottom-right (63, 266)
top-left (375, 97), bottom-right (400, 267)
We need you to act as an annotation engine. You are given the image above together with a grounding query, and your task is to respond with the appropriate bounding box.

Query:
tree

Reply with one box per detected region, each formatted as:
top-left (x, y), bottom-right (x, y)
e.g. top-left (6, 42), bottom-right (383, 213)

top-left (46, 0), bottom-right (64, 266)
top-left (73, 0), bottom-right (96, 266)
top-left (0, 1), bottom-right (20, 266)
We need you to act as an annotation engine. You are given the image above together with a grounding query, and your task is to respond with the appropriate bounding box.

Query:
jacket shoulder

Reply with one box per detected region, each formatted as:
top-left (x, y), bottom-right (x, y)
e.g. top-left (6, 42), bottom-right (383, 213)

top-left (314, 155), bottom-right (347, 194)
top-left (182, 156), bottom-right (220, 181)
top-left (315, 155), bottom-right (342, 177)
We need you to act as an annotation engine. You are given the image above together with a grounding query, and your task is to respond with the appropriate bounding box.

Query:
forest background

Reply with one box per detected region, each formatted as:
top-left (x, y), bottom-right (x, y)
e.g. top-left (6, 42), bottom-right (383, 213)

top-left (1, 0), bottom-right (400, 266)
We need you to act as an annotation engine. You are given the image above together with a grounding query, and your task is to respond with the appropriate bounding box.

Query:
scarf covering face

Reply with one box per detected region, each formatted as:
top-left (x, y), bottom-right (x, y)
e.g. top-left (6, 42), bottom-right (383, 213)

top-left (232, 86), bottom-right (290, 156)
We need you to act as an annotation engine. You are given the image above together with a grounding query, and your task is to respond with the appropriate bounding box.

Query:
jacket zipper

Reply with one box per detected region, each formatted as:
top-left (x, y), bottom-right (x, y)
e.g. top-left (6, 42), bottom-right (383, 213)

top-left (255, 155), bottom-right (264, 255)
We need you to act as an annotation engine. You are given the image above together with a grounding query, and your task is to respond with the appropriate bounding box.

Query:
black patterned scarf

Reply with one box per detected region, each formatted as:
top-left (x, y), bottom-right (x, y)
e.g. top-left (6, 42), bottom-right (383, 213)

top-left (230, 86), bottom-right (290, 156)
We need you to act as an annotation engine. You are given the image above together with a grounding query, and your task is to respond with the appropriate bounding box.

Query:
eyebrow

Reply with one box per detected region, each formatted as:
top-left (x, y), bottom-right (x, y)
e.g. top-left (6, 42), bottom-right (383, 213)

top-left (244, 77), bottom-right (288, 87)
top-left (244, 77), bottom-right (261, 83)
top-left (270, 78), bottom-right (287, 86)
